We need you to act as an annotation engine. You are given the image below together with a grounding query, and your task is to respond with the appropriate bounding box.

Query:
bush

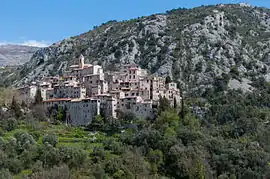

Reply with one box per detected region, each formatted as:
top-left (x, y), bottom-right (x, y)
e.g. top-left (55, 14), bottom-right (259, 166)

top-left (42, 133), bottom-right (58, 147)
top-left (3, 118), bottom-right (18, 131)
top-left (59, 146), bottom-right (87, 168)
top-left (0, 168), bottom-right (12, 178)
top-left (14, 131), bottom-right (36, 151)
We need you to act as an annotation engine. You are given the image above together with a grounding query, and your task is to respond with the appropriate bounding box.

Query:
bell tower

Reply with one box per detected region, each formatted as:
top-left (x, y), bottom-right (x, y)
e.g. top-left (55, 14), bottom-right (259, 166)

top-left (79, 54), bottom-right (85, 69)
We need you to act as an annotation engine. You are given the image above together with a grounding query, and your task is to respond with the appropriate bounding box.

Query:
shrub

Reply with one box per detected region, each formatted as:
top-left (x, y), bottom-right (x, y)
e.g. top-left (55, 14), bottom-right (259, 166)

top-left (42, 133), bottom-right (58, 147)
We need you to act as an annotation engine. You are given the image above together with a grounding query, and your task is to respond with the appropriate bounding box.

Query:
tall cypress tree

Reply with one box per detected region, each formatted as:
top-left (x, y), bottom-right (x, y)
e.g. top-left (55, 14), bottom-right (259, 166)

top-left (34, 88), bottom-right (43, 105)
top-left (165, 76), bottom-right (172, 84)
top-left (174, 97), bottom-right (177, 109)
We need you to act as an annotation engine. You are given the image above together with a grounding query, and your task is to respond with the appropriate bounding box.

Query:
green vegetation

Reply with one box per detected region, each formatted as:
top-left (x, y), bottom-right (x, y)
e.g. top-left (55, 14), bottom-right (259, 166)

top-left (1, 4), bottom-right (270, 178)
top-left (0, 79), bottom-right (269, 178)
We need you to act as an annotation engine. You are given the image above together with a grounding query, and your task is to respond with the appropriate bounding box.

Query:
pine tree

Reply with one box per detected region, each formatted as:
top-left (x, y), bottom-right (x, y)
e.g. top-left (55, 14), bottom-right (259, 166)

top-left (34, 88), bottom-right (43, 105)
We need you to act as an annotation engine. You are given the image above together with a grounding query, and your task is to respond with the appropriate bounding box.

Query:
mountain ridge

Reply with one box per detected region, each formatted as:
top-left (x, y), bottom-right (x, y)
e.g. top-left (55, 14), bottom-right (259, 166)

top-left (4, 4), bottom-right (270, 96)
top-left (0, 44), bottom-right (40, 66)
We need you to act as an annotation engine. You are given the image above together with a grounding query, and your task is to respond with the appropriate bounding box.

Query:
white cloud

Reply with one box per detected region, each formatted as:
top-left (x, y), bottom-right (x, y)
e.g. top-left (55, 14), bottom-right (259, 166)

top-left (21, 40), bottom-right (49, 47)
top-left (0, 40), bottom-right (50, 47)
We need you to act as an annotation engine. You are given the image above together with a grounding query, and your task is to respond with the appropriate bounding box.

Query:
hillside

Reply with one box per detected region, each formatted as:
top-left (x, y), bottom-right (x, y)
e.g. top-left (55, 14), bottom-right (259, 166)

top-left (0, 45), bottom-right (39, 66)
top-left (3, 3), bottom-right (270, 96)
top-left (0, 80), bottom-right (270, 178)
top-left (1, 3), bottom-right (270, 178)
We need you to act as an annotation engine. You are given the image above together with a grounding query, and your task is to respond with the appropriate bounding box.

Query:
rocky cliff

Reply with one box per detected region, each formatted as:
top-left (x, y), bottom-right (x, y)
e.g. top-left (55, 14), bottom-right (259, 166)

top-left (6, 4), bottom-right (270, 96)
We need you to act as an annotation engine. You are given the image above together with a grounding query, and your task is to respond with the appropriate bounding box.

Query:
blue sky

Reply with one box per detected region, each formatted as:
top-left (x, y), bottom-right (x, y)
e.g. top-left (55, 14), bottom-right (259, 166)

top-left (1, 0), bottom-right (270, 47)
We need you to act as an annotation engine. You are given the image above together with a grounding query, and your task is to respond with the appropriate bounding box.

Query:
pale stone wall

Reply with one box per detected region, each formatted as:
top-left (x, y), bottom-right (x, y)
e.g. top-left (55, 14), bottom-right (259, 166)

top-left (43, 99), bottom-right (71, 109)
top-left (118, 96), bottom-right (153, 119)
top-left (68, 99), bottom-right (100, 126)
top-left (54, 84), bottom-right (86, 99)
top-left (43, 98), bottom-right (100, 126)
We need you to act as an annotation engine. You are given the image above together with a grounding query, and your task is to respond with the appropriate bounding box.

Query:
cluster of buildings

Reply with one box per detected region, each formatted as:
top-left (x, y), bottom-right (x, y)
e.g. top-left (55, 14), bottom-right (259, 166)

top-left (18, 55), bottom-right (181, 126)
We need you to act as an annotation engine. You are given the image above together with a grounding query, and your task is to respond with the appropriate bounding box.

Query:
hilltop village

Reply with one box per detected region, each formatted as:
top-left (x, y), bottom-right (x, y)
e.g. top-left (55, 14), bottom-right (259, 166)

top-left (18, 55), bottom-right (181, 126)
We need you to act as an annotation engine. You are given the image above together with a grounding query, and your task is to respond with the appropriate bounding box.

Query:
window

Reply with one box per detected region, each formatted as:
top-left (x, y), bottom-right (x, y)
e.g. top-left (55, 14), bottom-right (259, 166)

top-left (133, 75), bottom-right (135, 79)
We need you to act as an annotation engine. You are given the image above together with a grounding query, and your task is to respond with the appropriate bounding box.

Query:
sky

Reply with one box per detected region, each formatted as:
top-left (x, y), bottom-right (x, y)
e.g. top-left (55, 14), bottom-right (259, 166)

top-left (1, 0), bottom-right (270, 47)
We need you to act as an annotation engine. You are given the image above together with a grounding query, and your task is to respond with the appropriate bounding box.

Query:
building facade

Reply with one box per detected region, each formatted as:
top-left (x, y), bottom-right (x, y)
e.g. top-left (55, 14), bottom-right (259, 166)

top-left (20, 54), bottom-right (182, 126)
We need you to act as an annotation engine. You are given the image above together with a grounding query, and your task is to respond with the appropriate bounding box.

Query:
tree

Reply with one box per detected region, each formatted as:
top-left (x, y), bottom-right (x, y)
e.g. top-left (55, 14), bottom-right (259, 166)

top-left (10, 96), bottom-right (21, 119)
top-left (59, 146), bottom-right (87, 168)
top-left (3, 118), bottom-right (18, 131)
top-left (123, 149), bottom-right (149, 178)
top-left (147, 149), bottom-right (164, 174)
top-left (34, 88), bottom-right (43, 105)
top-left (14, 131), bottom-right (36, 151)
top-left (42, 133), bottom-right (58, 147)
top-left (21, 100), bottom-right (27, 108)
top-left (0, 169), bottom-right (12, 179)
top-left (90, 115), bottom-right (105, 131)
top-left (174, 97), bottom-right (177, 109)
top-left (39, 143), bottom-right (60, 168)
top-left (56, 107), bottom-right (65, 122)
top-left (157, 109), bottom-right (179, 127)
top-left (158, 95), bottom-right (171, 114)
top-left (179, 90), bottom-right (185, 119)
top-left (32, 105), bottom-right (47, 121)
top-left (165, 76), bottom-right (172, 84)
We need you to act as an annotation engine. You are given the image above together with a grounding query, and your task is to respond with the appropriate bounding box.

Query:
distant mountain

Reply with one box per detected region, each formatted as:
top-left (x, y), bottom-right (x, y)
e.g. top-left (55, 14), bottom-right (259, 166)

top-left (0, 45), bottom-right (39, 66)
top-left (3, 4), bottom-right (270, 95)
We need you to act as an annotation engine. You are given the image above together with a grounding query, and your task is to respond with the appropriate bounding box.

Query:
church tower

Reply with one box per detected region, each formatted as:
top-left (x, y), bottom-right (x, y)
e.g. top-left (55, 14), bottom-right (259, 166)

top-left (79, 54), bottom-right (85, 69)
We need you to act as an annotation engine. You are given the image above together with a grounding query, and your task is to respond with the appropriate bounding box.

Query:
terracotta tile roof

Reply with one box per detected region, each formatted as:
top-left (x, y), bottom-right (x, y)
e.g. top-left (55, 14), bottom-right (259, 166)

top-left (43, 98), bottom-right (72, 102)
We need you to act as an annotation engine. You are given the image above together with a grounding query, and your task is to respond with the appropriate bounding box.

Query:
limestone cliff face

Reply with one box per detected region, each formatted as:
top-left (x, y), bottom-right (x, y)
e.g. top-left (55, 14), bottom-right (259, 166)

top-left (7, 4), bottom-right (270, 96)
